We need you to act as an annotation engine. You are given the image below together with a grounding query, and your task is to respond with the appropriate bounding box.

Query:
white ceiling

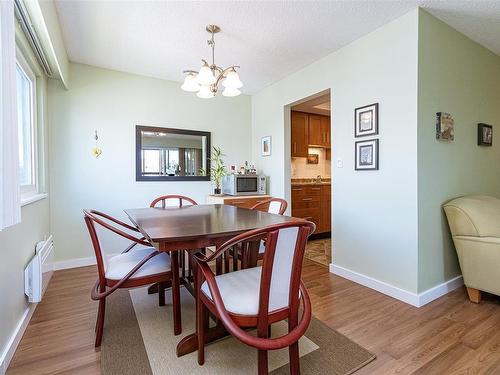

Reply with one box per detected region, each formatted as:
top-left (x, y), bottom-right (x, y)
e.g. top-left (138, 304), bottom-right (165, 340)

top-left (54, 1), bottom-right (500, 94)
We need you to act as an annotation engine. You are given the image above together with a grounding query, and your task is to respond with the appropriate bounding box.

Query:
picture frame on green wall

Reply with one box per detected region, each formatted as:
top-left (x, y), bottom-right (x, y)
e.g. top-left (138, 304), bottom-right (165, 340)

top-left (478, 123), bottom-right (492, 146)
top-left (436, 112), bottom-right (454, 142)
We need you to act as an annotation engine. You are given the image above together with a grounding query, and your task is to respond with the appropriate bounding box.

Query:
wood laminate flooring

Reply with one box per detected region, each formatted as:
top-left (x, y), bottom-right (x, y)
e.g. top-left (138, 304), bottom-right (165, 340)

top-left (7, 262), bottom-right (500, 374)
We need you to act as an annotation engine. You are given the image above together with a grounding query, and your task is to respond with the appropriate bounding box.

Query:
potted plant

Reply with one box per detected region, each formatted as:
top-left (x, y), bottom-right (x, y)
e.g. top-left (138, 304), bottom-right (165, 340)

top-left (203, 146), bottom-right (227, 195)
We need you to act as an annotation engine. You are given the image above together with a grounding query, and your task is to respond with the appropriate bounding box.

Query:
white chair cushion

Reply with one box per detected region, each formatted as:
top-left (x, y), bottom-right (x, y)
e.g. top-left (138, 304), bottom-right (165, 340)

top-left (105, 247), bottom-right (171, 280)
top-left (258, 241), bottom-right (266, 254)
top-left (201, 266), bottom-right (290, 316)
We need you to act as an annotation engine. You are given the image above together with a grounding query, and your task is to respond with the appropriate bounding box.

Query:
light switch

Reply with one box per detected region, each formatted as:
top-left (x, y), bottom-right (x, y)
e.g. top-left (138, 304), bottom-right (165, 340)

top-left (336, 158), bottom-right (343, 168)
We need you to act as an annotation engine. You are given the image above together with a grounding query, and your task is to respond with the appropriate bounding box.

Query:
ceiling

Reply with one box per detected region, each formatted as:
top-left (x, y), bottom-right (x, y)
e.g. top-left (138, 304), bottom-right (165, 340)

top-left (54, 1), bottom-right (500, 94)
top-left (292, 93), bottom-right (331, 116)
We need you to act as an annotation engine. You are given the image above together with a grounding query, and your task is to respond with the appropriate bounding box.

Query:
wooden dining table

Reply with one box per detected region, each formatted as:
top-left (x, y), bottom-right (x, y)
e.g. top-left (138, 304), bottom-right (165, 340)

top-left (125, 203), bottom-right (300, 357)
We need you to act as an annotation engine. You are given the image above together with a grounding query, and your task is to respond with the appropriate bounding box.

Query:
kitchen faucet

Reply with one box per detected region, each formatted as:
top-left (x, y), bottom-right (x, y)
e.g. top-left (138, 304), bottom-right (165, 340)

top-left (315, 175), bottom-right (322, 183)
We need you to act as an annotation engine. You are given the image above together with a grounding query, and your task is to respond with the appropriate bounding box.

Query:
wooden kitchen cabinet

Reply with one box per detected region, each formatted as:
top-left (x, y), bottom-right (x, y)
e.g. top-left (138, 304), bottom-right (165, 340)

top-left (291, 111), bottom-right (309, 157)
top-left (206, 195), bottom-right (272, 210)
top-left (321, 115), bottom-right (331, 148)
top-left (291, 184), bottom-right (331, 234)
top-left (308, 115), bottom-right (323, 147)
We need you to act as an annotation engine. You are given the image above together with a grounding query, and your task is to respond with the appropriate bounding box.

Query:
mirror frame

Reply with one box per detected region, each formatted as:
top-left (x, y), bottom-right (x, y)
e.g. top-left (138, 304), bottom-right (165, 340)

top-left (135, 125), bottom-right (211, 181)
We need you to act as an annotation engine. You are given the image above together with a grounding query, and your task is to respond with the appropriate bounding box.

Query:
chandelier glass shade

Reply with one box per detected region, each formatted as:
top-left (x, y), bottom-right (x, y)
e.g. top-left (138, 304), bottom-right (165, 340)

top-left (181, 25), bottom-right (242, 98)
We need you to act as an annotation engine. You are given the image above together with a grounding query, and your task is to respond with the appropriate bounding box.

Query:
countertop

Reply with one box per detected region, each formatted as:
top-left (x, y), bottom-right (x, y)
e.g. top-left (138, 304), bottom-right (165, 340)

top-left (291, 179), bottom-right (331, 186)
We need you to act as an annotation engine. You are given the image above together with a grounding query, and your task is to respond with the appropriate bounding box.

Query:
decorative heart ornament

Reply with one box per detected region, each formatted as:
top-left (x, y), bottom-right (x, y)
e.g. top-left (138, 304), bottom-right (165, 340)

top-left (92, 147), bottom-right (102, 158)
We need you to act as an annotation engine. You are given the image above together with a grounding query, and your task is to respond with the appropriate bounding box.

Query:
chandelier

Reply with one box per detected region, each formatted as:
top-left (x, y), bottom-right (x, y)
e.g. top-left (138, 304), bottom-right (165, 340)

top-left (181, 25), bottom-right (243, 98)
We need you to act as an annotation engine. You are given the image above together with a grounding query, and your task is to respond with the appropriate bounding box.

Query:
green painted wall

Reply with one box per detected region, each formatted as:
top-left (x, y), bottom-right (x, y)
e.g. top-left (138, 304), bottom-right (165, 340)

top-left (417, 9), bottom-right (500, 292)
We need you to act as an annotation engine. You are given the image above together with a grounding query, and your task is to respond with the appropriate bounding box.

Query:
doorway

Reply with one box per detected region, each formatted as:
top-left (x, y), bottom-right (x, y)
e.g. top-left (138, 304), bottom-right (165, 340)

top-left (288, 90), bottom-right (332, 266)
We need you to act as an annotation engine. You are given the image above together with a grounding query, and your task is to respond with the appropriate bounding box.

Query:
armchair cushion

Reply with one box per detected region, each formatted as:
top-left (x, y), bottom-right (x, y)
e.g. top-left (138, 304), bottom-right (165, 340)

top-left (443, 195), bottom-right (500, 237)
top-left (105, 247), bottom-right (171, 280)
top-left (201, 266), bottom-right (289, 315)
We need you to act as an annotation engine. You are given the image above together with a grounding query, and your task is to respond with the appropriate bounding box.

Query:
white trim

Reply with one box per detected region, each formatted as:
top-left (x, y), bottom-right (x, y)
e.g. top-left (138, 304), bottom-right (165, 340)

top-left (53, 253), bottom-right (119, 271)
top-left (329, 264), bottom-right (463, 308)
top-left (418, 275), bottom-right (464, 306)
top-left (20, 192), bottom-right (47, 206)
top-left (53, 255), bottom-right (97, 270)
top-left (0, 304), bottom-right (37, 375)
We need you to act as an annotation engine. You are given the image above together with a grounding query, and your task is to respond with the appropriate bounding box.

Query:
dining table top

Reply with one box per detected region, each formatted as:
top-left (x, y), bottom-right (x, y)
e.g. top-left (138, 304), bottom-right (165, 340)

top-left (124, 204), bottom-right (300, 243)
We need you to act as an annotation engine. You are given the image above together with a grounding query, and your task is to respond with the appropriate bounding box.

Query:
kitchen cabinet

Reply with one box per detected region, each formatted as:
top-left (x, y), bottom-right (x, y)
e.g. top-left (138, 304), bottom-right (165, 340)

top-left (292, 111), bottom-right (330, 156)
top-left (291, 111), bottom-right (309, 157)
top-left (291, 184), bottom-right (331, 234)
top-left (308, 115), bottom-right (324, 147)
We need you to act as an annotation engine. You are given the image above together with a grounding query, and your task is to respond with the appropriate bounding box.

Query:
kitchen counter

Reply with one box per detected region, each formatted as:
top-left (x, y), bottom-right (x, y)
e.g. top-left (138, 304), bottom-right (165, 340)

top-left (291, 179), bottom-right (331, 186)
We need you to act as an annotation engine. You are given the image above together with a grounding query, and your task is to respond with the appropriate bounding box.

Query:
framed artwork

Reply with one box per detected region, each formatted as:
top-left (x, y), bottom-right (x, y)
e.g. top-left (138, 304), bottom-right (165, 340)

top-left (261, 136), bottom-right (271, 156)
top-left (355, 139), bottom-right (379, 170)
top-left (436, 112), bottom-right (454, 141)
top-left (355, 103), bottom-right (378, 137)
top-left (307, 154), bottom-right (319, 164)
top-left (478, 123), bottom-right (492, 146)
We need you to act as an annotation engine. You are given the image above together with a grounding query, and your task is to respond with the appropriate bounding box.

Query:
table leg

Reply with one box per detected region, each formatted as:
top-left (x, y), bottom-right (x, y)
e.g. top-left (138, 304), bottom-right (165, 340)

top-left (176, 322), bottom-right (228, 357)
top-left (171, 251), bottom-right (182, 335)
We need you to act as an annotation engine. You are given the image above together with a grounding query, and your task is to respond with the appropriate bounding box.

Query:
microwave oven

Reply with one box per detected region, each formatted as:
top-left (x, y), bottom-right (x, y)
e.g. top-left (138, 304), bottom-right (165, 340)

top-left (222, 174), bottom-right (267, 196)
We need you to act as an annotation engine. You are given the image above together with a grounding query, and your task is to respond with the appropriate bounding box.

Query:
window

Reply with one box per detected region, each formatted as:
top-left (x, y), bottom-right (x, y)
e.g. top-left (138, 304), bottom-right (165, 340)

top-left (16, 50), bottom-right (38, 200)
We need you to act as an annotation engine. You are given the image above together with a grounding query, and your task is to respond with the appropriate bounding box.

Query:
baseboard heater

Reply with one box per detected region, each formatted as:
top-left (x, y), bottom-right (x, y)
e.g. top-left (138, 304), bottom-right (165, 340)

top-left (24, 236), bottom-right (54, 303)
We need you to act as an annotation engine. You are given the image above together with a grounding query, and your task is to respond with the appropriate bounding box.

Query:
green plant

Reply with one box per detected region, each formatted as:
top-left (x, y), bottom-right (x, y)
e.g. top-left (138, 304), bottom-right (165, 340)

top-left (201, 146), bottom-right (227, 190)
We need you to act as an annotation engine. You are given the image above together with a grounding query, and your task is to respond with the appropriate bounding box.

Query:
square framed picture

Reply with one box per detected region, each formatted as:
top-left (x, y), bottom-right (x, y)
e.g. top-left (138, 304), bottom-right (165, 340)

top-left (436, 112), bottom-right (454, 141)
top-left (355, 139), bottom-right (379, 170)
top-left (307, 154), bottom-right (319, 164)
top-left (261, 136), bottom-right (271, 156)
top-left (355, 103), bottom-right (378, 137)
top-left (478, 123), bottom-right (492, 146)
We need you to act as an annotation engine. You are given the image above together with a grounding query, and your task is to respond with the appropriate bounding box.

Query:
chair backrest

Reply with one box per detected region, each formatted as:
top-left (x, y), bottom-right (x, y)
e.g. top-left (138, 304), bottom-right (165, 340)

top-left (83, 209), bottom-right (150, 283)
top-left (250, 198), bottom-right (287, 215)
top-left (150, 195), bottom-right (198, 208)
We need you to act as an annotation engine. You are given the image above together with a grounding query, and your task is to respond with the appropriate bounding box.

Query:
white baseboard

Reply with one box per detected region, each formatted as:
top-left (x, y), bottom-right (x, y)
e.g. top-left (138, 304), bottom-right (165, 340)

top-left (0, 304), bottom-right (37, 375)
top-left (329, 264), bottom-right (463, 308)
top-left (53, 255), bottom-right (97, 270)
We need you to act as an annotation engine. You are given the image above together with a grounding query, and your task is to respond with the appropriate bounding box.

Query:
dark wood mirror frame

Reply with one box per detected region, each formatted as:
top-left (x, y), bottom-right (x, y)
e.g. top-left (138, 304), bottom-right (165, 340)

top-left (135, 125), bottom-right (211, 182)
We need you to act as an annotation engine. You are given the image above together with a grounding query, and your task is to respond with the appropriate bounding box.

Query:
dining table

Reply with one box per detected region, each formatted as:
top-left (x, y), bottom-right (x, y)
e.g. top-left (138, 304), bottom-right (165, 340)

top-left (125, 203), bottom-right (300, 357)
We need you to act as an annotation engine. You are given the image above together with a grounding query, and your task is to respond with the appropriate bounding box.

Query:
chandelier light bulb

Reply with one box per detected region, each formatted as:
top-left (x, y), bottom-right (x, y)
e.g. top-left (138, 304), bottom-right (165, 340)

top-left (222, 87), bottom-right (241, 97)
top-left (223, 69), bottom-right (243, 89)
top-left (197, 62), bottom-right (216, 86)
top-left (181, 73), bottom-right (200, 92)
top-left (197, 85), bottom-right (215, 99)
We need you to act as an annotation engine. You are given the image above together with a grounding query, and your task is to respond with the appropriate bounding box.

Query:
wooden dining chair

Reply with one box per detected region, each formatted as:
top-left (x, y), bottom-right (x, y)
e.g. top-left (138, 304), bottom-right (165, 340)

top-left (150, 193), bottom-right (199, 280)
top-left (83, 209), bottom-right (182, 347)
top-left (150, 194), bottom-right (198, 208)
top-left (230, 198), bottom-right (289, 271)
top-left (194, 221), bottom-right (315, 375)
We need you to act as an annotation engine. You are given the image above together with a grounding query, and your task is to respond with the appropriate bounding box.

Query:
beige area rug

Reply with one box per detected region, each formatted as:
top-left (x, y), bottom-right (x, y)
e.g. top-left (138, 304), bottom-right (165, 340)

top-left (102, 288), bottom-right (375, 375)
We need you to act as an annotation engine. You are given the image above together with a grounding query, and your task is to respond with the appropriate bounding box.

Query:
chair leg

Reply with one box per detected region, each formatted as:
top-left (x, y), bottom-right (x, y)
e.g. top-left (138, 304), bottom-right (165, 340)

top-left (95, 297), bottom-right (106, 347)
top-left (171, 252), bottom-right (182, 335)
top-left (232, 246), bottom-right (238, 272)
top-left (158, 281), bottom-right (165, 306)
top-left (466, 287), bottom-right (482, 303)
top-left (257, 350), bottom-right (268, 375)
top-left (289, 342), bottom-right (300, 375)
top-left (197, 298), bottom-right (206, 365)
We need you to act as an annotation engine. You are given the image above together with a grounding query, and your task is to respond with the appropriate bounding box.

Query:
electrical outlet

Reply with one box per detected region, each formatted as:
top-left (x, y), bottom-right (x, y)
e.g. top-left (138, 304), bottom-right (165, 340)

top-left (336, 158), bottom-right (343, 168)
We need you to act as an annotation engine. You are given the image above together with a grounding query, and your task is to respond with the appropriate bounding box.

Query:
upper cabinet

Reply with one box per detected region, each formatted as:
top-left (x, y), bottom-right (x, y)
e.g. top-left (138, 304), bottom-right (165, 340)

top-left (291, 111), bottom-right (309, 157)
top-left (291, 111), bottom-right (330, 157)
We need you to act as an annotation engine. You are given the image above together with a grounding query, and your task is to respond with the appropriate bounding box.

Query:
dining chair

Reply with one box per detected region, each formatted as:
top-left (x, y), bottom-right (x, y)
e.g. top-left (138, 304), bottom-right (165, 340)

top-left (194, 220), bottom-right (315, 375)
top-left (231, 198), bottom-right (289, 271)
top-left (150, 194), bottom-right (198, 208)
top-left (83, 209), bottom-right (182, 347)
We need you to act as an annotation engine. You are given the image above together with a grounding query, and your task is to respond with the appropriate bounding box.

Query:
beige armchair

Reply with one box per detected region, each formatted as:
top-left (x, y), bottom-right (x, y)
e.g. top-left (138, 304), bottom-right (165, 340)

top-left (443, 195), bottom-right (500, 303)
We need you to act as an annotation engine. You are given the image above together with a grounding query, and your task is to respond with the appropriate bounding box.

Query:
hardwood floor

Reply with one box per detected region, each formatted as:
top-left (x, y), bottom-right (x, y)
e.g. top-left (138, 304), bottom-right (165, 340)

top-left (7, 261), bottom-right (500, 374)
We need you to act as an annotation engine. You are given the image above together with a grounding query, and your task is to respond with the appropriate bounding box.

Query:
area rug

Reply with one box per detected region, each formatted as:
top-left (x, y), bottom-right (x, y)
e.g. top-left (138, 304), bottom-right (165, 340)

top-left (101, 287), bottom-right (375, 375)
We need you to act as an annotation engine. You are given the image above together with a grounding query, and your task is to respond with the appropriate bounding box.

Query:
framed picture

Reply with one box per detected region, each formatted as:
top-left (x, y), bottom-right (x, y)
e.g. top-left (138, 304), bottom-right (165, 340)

top-left (307, 154), bottom-right (319, 164)
top-left (261, 136), bottom-right (271, 156)
top-left (355, 139), bottom-right (379, 170)
top-left (478, 123), bottom-right (492, 146)
top-left (436, 112), bottom-right (454, 141)
top-left (355, 103), bottom-right (378, 137)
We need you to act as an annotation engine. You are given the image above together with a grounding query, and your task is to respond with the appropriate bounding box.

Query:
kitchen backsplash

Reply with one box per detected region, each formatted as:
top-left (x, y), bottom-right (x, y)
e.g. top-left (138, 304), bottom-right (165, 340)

top-left (291, 147), bottom-right (331, 178)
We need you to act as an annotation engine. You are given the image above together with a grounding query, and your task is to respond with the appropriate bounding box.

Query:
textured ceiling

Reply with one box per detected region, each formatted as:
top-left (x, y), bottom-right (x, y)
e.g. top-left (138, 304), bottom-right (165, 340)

top-left (54, 1), bottom-right (500, 94)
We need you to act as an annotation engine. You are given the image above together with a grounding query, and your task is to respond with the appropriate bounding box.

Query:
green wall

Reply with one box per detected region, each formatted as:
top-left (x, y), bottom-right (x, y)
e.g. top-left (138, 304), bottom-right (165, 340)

top-left (417, 9), bottom-right (500, 292)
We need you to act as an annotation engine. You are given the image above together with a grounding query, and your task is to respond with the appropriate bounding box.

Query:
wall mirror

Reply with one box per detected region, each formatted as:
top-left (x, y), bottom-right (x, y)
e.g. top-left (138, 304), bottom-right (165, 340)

top-left (136, 125), bottom-right (211, 181)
